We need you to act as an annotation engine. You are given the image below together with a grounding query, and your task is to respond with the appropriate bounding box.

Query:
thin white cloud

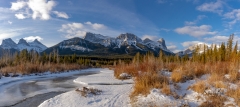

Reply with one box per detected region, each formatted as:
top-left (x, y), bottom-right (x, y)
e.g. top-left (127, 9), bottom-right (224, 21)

top-left (175, 25), bottom-right (217, 37)
top-left (167, 45), bottom-right (180, 53)
top-left (157, 0), bottom-right (166, 4)
top-left (196, 0), bottom-right (223, 14)
top-left (0, 27), bottom-right (30, 44)
top-left (181, 41), bottom-right (205, 48)
top-left (159, 28), bottom-right (170, 32)
top-left (185, 15), bottom-right (207, 25)
top-left (52, 11), bottom-right (69, 19)
top-left (224, 9), bottom-right (240, 27)
top-left (204, 36), bottom-right (228, 43)
top-left (24, 36), bottom-right (43, 42)
top-left (8, 21), bottom-right (13, 25)
top-left (0, 33), bottom-right (19, 44)
top-left (85, 21), bottom-right (106, 30)
top-left (204, 35), bottom-right (240, 44)
top-left (142, 35), bottom-right (159, 41)
top-left (0, 7), bottom-right (13, 21)
top-left (15, 13), bottom-right (26, 19)
top-left (59, 23), bottom-right (85, 38)
top-left (59, 22), bottom-right (119, 38)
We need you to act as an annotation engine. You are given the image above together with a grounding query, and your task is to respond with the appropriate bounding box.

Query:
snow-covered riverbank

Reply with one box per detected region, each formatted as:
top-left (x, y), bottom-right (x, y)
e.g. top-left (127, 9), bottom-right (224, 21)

top-left (39, 68), bottom-right (134, 107)
top-left (0, 68), bottom-right (101, 106)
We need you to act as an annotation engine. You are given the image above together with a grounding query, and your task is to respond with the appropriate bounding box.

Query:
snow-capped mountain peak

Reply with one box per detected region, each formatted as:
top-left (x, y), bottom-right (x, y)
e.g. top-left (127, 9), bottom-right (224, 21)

top-left (18, 38), bottom-right (29, 46)
top-left (83, 32), bottom-right (114, 47)
top-left (28, 39), bottom-right (48, 52)
top-left (0, 38), bottom-right (47, 52)
top-left (157, 38), bottom-right (167, 49)
top-left (1, 38), bottom-right (17, 49)
top-left (116, 33), bottom-right (142, 43)
top-left (143, 38), bottom-right (170, 53)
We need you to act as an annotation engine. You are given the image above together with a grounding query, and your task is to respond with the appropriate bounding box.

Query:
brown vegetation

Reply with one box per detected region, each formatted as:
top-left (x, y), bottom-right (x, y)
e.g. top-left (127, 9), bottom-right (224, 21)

top-left (189, 81), bottom-right (208, 94)
top-left (115, 34), bottom-right (240, 106)
top-left (226, 88), bottom-right (240, 106)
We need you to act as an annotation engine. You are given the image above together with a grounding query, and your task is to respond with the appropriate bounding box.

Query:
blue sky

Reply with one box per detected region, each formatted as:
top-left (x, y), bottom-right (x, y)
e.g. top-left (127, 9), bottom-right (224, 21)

top-left (0, 0), bottom-right (240, 52)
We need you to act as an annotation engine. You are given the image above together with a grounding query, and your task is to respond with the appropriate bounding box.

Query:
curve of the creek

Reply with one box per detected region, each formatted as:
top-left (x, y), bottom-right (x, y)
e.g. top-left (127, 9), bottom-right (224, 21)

top-left (0, 69), bottom-right (99, 107)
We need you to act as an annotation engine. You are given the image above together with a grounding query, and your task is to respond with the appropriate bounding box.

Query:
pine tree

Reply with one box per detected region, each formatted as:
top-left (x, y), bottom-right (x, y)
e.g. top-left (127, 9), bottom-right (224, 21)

top-left (227, 34), bottom-right (234, 60)
top-left (220, 42), bottom-right (226, 61)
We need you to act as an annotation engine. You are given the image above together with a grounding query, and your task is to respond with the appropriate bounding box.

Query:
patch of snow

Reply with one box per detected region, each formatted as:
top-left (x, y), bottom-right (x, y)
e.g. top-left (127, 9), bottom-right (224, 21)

top-left (119, 73), bottom-right (132, 79)
top-left (60, 45), bottom-right (92, 52)
top-left (134, 89), bottom-right (181, 107)
top-left (73, 69), bottom-right (133, 85)
top-left (39, 68), bottom-right (133, 107)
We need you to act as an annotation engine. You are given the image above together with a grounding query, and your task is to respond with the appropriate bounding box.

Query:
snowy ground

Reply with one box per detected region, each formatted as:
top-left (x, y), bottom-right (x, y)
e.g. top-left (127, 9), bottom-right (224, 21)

top-left (0, 68), bottom-right (101, 106)
top-left (1, 68), bottom-right (238, 107)
top-left (133, 71), bottom-right (239, 107)
top-left (38, 68), bottom-right (134, 107)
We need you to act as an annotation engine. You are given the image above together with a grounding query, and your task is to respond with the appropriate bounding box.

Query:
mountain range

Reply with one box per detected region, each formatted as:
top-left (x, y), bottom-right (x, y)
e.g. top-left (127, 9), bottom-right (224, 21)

top-left (0, 32), bottom-right (173, 57)
top-left (176, 43), bottom-right (219, 57)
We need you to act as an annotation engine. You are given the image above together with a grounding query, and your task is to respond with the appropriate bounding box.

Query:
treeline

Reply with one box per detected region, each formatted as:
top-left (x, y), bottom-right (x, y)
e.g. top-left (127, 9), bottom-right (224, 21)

top-left (0, 49), bottom-right (131, 76)
top-left (132, 34), bottom-right (239, 64)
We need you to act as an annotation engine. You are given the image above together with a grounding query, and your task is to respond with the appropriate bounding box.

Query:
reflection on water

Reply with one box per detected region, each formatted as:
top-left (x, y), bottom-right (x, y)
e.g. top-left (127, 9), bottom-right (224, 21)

top-left (0, 72), bottom-right (97, 107)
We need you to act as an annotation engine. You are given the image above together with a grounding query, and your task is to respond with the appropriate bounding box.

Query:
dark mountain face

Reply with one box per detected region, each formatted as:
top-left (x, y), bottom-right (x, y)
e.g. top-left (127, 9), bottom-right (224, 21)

top-left (43, 33), bottom-right (174, 57)
top-left (0, 33), bottom-right (173, 57)
top-left (0, 38), bottom-right (47, 53)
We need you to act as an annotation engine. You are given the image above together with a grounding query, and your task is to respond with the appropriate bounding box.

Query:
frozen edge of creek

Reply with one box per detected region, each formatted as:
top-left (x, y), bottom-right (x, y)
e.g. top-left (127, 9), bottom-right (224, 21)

top-left (0, 68), bottom-right (104, 107)
top-left (38, 68), bottom-right (134, 107)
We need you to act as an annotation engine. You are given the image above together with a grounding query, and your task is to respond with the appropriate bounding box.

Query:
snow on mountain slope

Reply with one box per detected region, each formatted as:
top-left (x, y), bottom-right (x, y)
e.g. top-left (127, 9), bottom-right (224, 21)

top-left (28, 39), bottom-right (48, 52)
top-left (143, 38), bottom-right (172, 53)
top-left (176, 43), bottom-right (218, 57)
top-left (116, 33), bottom-right (143, 47)
top-left (83, 32), bottom-right (173, 54)
top-left (83, 32), bottom-right (115, 47)
top-left (59, 37), bottom-right (93, 52)
top-left (60, 45), bottom-right (92, 52)
top-left (0, 38), bottom-right (47, 52)
top-left (1, 38), bottom-right (18, 49)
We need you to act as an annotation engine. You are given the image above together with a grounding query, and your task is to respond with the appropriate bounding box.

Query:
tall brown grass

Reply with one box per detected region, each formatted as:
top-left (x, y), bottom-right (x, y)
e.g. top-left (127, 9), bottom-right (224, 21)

top-left (226, 88), bottom-right (240, 106)
top-left (0, 62), bottom-right (86, 75)
top-left (189, 81), bottom-right (208, 94)
top-left (131, 72), bottom-right (169, 97)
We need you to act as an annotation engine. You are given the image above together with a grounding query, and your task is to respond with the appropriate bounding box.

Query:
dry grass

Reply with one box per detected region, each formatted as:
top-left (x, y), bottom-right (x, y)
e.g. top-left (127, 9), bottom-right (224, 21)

top-left (199, 95), bottom-right (227, 107)
top-left (161, 83), bottom-right (172, 95)
top-left (131, 72), bottom-right (169, 97)
top-left (208, 73), bottom-right (224, 84)
top-left (0, 63), bottom-right (85, 75)
top-left (171, 69), bottom-right (184, 83)
top-left (214, 81), bottom-right (226, 89)
top-left (228, 70), bottom-right (240, 82)
top-left (226, 88), bottom-right (240, 106)
top-left (189, 81), bottom-right (208, 94)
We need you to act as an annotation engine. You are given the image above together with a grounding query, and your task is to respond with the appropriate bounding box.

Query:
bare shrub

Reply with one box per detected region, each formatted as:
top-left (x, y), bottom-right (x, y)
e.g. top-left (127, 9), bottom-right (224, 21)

top-left (75, 87), bottom-right (102, 97)
top-left (131, 72), bottom-right (169, 97)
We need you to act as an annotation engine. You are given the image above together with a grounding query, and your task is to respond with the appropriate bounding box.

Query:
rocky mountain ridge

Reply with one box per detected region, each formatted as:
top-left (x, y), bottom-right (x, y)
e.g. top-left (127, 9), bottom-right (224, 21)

top-left (0, 38), bottom-right (47, 53)
top-left (0, 32), bottom-right (173, 57)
